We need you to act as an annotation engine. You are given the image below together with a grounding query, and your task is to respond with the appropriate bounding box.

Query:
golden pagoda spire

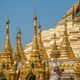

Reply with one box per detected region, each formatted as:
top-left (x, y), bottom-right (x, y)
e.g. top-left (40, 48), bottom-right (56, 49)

top-left (14, 28), bottom-right (26, 62)
top-left (2, 17), bottom-right (13, 69)
top-left (60, 20), bottom-right (76, 60)
top-left (4, 17), bottom-right (13, 55)
top-left (50, 33), bottom-right (60, 59)
top-left (32, 15), bottom-right (39, 50)
top-left (14, 33), bottom-right (21, 63)
top-left (37, 22), bottom-right (48, 61)
top-left (30, 15), bottom-right (41, 67)
top-left (17, 28), bottom-right (23, 51)
top-left (26, 15), bottom-right (49, 80)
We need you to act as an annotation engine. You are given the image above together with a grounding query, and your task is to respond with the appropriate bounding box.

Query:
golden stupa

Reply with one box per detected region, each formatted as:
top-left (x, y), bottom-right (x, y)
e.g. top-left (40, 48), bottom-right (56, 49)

top-left (0, 15), bottom-right (50, 80)
top-left (0, 0), bottom-right (80, 80)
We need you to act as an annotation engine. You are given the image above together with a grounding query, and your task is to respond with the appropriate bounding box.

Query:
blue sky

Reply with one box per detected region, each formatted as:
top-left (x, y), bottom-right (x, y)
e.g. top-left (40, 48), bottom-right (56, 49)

top-left (0, 0), bottom-right (77, 51)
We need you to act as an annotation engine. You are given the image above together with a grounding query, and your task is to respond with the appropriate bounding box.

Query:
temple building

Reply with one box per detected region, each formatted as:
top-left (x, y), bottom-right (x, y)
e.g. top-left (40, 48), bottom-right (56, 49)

top-left (0, 0), bottom-right (80, 80)
top-left (0, 15), bottom-right (50, 80)
top-left (24, 0), bottom-right (80, 80)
